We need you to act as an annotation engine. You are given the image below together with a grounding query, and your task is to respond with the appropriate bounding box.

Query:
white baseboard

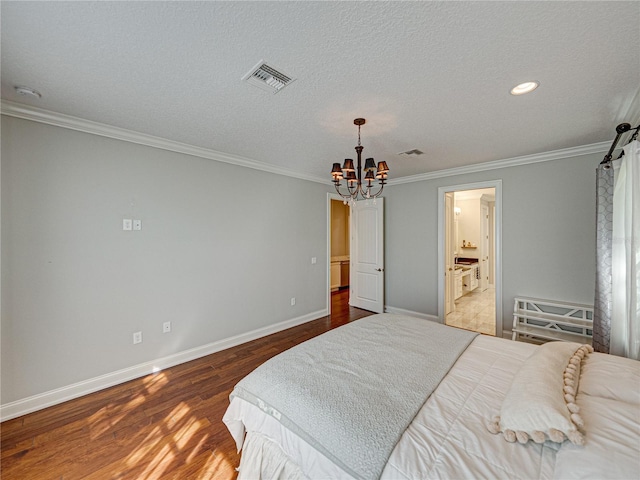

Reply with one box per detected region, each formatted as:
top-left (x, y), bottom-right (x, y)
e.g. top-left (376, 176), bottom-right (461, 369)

top-left (0, 309), bottom-right (327, 422)
top-left (384, 306), bottom-right (440, 323)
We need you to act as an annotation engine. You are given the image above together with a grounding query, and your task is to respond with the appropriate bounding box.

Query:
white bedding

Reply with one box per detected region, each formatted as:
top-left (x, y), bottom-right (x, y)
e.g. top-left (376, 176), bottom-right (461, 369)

top-left (224, 332), bottom-right (640, 479)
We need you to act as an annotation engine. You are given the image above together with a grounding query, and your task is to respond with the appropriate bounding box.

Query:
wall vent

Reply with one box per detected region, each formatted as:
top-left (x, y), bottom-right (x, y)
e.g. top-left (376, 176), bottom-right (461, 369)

top-left (242, 60), bottom-right (295, 94)
top-left (398, 149), bottom-right (425, 157)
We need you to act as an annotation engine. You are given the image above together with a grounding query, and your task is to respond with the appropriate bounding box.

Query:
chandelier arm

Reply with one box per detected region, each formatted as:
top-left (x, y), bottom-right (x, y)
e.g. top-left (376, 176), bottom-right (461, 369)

top-left (334, 184), bottom-right (350, 199)
top-left (367, 183), bottom-right (386, 198)
top-left (335, 183), bottom-right (358, 200)
top-left (346, 182), bottom-right (359, 196)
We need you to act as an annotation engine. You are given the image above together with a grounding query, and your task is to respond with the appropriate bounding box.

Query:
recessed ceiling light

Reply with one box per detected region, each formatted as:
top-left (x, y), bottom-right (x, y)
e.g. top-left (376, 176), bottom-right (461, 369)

top-left (14, 85), bottom-right (42, 99)
top-left (510, 81), bottom-right (539, 96)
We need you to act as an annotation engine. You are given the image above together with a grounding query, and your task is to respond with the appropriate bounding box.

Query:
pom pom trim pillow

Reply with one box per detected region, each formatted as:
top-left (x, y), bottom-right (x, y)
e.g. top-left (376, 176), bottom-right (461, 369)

top-left (487, 341), bottom-right (593, 445)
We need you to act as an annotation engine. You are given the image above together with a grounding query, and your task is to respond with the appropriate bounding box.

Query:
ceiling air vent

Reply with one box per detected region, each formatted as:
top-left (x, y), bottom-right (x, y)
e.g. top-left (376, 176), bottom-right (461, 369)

top-left (398, 149), bottom-right (425, 157)
top-left (242, 60), bottom-right (295, 94)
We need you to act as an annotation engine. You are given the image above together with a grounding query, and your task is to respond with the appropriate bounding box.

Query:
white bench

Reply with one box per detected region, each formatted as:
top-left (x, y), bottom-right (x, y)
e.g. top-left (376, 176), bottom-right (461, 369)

top-left (512, 297), bottom-right (593, 344)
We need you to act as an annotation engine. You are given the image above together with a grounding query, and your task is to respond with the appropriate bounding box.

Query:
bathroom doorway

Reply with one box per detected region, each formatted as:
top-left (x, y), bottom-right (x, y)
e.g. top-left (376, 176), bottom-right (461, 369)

top-left (438, 181), bottom-right (502, 337)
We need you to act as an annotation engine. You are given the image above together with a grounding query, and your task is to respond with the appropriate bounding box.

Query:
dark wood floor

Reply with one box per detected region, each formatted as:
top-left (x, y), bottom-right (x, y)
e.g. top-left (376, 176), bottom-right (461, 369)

top-left (1, 289), bottom-right (373, 479)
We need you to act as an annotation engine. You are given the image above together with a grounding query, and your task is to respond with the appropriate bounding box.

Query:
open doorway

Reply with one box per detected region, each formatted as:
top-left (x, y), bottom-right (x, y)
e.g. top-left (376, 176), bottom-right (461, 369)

top-left (438, 181), bottom-right (503, 337)
top-left (329, 196), bottom-right (351, 313)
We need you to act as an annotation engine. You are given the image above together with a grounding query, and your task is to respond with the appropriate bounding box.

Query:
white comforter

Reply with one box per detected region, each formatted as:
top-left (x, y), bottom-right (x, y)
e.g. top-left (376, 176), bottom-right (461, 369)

top-left (224, 334), bottom-right (640, 479)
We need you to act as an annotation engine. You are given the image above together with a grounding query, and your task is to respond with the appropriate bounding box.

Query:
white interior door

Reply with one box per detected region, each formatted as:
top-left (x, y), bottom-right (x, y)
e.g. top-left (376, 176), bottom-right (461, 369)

top-left (350, 198), bottom-right (384, 313)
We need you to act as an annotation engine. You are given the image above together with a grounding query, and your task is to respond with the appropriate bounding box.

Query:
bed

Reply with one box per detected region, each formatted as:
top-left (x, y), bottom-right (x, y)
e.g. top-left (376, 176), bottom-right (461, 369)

top-left (223, 313), bottom-right (640, 479)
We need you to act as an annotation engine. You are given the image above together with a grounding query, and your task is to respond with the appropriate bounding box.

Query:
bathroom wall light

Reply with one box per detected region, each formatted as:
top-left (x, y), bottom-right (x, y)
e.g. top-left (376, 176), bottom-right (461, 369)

top-left (510, 81), bottom-right (539, 95)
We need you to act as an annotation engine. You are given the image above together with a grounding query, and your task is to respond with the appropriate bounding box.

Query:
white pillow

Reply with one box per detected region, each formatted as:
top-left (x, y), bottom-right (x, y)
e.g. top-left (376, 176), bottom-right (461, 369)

top-left (487, 341), bottom-right (593, 445)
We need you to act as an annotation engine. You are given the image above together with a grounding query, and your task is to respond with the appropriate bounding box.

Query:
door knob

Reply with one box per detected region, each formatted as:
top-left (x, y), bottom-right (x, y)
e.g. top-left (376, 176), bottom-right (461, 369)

top-left (376, 268), bottom-right (383, 272)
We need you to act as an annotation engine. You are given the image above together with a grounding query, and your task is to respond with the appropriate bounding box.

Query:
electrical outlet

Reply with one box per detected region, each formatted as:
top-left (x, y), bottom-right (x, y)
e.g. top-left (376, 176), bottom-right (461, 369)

top-left (163, 321), bottom-right (171, 333)
top-left (123, 219), bottom-right (132, 231)
top-left (290, 297), bottom-right (296, 306)
top-left (133, 331), bottom-right (142, 344)
top-left (133, 219), bottom-right (142, 231)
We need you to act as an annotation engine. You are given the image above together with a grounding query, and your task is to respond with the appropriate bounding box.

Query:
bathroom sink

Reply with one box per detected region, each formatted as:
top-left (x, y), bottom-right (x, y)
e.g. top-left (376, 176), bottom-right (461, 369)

top-left (455, 257), bottom-right (479, 266)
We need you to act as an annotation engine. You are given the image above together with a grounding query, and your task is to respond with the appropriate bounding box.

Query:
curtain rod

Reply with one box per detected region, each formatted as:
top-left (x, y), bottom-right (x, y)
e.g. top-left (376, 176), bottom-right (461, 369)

top-left (601, 122), bottom-right (640, 165)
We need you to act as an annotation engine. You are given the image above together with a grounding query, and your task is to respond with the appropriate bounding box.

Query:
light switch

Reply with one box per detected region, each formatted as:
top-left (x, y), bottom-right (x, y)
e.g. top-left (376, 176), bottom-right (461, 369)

top-left (311, 257), bottom-right (317, 264)
top-left (123, 219), bottom-right (132, 231)
top-left (133, 219), bottom-right (142, 231)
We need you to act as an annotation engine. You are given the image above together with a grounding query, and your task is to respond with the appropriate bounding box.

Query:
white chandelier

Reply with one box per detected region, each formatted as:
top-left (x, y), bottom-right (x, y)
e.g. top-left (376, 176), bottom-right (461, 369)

top-left (331, 118), bottom-right (389, 204)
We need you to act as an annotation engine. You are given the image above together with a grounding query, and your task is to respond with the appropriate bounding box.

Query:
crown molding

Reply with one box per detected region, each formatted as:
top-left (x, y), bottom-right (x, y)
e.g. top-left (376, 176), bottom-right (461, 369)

top-left (388, 140), bottom-right (610, 185)
top-left (2, 100), bottom-right (612, 187)
top-left (0, 100), bottom-right (327, 185)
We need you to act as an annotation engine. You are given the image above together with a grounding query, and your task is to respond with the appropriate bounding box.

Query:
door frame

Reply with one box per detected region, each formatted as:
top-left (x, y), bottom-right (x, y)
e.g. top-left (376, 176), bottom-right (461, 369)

top-left (480, 202), bottom-right (490, 291)
top-left (437, 180), bottom-right (503, 338)
top-left (327, 193), bottom-right (348, 313)
top-left (445, 192), bottom-right (455, 315)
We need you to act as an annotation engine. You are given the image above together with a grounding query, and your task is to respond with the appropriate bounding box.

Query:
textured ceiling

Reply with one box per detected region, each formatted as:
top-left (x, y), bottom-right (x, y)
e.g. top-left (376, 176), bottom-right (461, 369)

top-left (2, 1), bottom-right (639, 181)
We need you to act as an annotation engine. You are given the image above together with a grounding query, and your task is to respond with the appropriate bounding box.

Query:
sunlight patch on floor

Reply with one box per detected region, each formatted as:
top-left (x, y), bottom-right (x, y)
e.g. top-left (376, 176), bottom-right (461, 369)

top-left (174, 416), bottom-right (201, 450)
top-left (120, 391), bottom-right (226, 478)
top-left (196, 449), bottom-right (236, 479)
top-left (83, 368), bottom-right (237, 478)
top-left (127, 425), bottom-right (163, 465)
top-left (89, 393), bottom-right (146, 440)
top-left (139, 443), bottom-right (176, 479)
top-left (143, 371), bottom-right (170, 394)
top-left (165, 401), bottom-right (191, 429)
top-left (186, 433), bottom-right (209, 464)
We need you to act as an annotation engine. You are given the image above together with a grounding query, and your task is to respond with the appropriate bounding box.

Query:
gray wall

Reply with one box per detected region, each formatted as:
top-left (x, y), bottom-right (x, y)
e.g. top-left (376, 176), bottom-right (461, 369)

top-left (384, 152), bottom-right (600, 331)
top-left (1, 116), bottom-right (330, 404)
top-left (1, 113), bottom-right (601, 407)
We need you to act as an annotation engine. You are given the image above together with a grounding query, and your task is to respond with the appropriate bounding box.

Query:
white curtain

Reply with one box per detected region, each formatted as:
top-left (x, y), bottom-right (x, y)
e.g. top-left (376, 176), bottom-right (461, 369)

top-left (610, 139), bottom-right (640, 359)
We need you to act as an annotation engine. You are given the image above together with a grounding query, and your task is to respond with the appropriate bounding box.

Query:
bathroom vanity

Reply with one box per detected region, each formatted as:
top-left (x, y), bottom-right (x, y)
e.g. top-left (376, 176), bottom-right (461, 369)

top-left (454, 257), bottom-right (479, 299)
